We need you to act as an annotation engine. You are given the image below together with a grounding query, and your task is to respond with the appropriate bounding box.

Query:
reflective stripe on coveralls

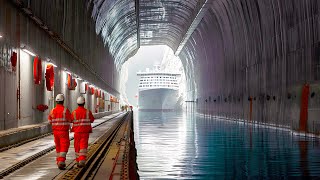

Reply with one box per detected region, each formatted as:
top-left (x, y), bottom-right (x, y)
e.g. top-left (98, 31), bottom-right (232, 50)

top-left (52, 108), bottom-right (69, 127)
top-left (73, 110), bottom-right (91, 126)
top-left (74, 110), bottom-right (90, 162)
top-left (55, 108), bottom-right (68, 163)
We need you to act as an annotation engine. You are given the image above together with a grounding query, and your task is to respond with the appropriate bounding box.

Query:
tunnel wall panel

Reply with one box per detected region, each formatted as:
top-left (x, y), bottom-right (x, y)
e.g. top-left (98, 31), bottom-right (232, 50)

top-left (180, 0), bottom-right (320, 133)
top-left (0, 67), bottom-right (17, 130)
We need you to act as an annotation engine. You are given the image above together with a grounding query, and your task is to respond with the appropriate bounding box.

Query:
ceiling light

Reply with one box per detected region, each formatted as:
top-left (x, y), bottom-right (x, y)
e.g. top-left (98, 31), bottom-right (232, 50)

top-left (22, 48), bottom-right (36, 57)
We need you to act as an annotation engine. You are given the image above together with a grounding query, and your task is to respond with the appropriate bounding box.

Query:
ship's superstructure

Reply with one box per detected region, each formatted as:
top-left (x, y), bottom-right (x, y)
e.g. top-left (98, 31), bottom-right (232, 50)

top-left (137, 65), bottom-right (180, 110)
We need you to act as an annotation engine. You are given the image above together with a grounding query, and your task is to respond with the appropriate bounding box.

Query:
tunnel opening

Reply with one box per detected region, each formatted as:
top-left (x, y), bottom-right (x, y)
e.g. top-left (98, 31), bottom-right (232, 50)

top-left (120, 45), bottom-right (187, 110)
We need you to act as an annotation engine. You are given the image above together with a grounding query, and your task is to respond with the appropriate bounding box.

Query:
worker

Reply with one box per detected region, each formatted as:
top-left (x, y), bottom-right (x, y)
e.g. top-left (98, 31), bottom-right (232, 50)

top-left (48, 94), bottom-right (72, 170)
top-left (71, 96), bottom-right (95, 168)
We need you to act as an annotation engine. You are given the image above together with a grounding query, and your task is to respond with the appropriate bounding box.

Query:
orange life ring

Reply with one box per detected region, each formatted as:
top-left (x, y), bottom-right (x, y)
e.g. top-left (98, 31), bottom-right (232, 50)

top-left (45, 64), bottom-right (54, 91)
top-left (11, 52), bottom-right (17, 71)
top-left (33, 57), bottom-right (42, 85)
top-left (90, 87), bottom-right (95, 95)
top-left (67, 73), bottom-right (77, 90)
top-left (36, 104), bottom-right (48, 112)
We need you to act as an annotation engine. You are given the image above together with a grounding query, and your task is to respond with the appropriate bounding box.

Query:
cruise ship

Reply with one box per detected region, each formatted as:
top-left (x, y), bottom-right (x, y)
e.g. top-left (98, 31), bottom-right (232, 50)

top-left (137, 65), bottom-right (181, 110)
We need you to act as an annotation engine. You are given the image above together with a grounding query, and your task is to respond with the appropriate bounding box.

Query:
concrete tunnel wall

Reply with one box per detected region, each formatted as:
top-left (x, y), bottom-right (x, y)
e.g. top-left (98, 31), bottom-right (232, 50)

top-left (179, 0), bottom-right (320, 133)
top-left (0, 0), bottom-right (121, 130)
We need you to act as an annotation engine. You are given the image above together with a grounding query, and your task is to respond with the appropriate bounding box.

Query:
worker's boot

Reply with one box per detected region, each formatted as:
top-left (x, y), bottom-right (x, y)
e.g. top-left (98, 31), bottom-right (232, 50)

top-left (77, 160), bottom-right (85, 168)
top-left (57, 161), bottom-right (66, 170)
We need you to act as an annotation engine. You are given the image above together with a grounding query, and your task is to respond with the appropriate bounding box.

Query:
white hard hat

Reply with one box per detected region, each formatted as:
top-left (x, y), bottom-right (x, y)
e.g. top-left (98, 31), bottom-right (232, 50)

top-left (55, 94), bottom-right (64, 102)
top-left (77, 96), bottom-right (85, 104)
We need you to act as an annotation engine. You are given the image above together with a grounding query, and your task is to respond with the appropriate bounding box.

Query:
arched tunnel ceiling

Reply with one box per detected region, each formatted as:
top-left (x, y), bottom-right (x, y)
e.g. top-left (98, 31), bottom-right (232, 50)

top-left (90, 0), bottom-right (139, 69)
top-left (88, 0), bottom-right (204, 69)
top-left (139, 0), bottom-right (197, 49)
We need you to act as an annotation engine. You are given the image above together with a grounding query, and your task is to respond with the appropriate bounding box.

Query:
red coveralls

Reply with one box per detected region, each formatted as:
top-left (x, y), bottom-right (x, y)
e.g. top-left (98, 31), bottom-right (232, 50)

top-left (71, 107), bottom-right (94, 163)
top-left (48, 104), bottom-right (72, 164)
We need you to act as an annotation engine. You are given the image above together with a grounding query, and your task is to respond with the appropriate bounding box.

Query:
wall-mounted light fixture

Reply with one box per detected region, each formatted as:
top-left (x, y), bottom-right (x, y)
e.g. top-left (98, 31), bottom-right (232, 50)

top-left (75, 75), bottom-right (83, 81)
top-left (21, 46), bottom-right (36, 57)
top-left (0, 34), bottom-right (3, 38)
top-left (64, 68), bottom-right (71, 74)
top-left (46, 58), bottom-right (57, 67)
top-left (48, 63), bottom-right (57, 67)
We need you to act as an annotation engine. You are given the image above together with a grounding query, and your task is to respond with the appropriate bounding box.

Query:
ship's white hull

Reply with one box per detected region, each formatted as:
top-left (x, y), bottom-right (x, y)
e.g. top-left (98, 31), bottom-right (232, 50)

top-left (138, 88), bottom-right (180, 110)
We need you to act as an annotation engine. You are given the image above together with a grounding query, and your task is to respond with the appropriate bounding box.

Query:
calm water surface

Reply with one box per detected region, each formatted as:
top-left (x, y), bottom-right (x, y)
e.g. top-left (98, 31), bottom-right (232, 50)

top-left (134, 111), bottom-right (320, 179)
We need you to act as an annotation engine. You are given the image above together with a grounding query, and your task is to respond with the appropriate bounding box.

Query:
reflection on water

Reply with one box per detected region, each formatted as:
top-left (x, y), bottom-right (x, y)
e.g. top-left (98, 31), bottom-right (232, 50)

top-left (134, 111), bottom-right (320, 179)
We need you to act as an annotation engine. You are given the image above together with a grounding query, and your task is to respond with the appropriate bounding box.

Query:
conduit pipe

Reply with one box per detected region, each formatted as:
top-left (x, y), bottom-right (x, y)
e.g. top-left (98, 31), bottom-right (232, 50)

top-left (174, 0), bottom-right (211, 56)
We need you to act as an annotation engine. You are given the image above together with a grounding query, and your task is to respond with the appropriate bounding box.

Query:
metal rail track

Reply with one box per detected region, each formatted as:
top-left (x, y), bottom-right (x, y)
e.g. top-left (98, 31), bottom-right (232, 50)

top-left (108, 113), bottom-right (132, 180)
top-left (0, 113), bottom-right (125, 179)
top-left (0, 132), bottom-right (52, 152)
top-left (57, 112), bottom-right (131, 180)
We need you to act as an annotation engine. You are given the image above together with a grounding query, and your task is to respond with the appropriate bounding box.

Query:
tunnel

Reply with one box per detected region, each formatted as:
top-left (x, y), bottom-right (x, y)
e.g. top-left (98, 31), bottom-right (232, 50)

top-left (0, 0), bottom-right (319, 179)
